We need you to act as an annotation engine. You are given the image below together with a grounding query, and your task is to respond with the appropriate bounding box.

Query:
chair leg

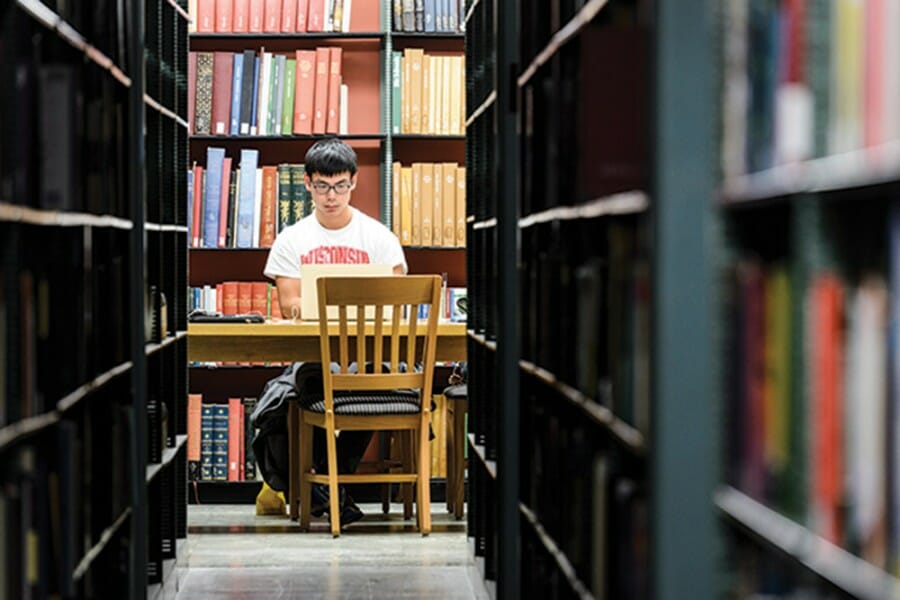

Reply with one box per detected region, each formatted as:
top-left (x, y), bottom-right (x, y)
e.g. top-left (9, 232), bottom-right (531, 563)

top-left (326, 423), bottom-right (341, 537)
top-left (298, 420), bottom-right (314, 531)
top-left (381, 431), bottom-right (392, 514)
top-left (453, 400), bottom-right (467, 519)
top-left (445, 400), bottom-right (455, 514)
top-left (288, 401), bottom-right (299, 521)
top-left (401, 430), bottom-right (413, 520)
top-left (417, 420), bottom-right (431, 536)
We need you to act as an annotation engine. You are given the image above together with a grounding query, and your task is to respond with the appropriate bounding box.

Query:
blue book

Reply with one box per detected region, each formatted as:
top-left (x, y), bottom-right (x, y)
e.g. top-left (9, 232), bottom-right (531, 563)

top-left (229, 53), bottom-right (244, 136)
top-left (236, 148), bottom-right (259, 248)
top-left (200, 404), bottom-right (214, 480)
top-left (250, 56), bottom-right (260, 134)
top-left (423, 0), bottom-right (435, 32)
top-left (202, 146), bottom-right (226, 248)
top-left (186, 168), bottom-right (194, 246)
top-left (212, 404), bottom-right (229, 481)
top-left (271, 54), bottom-right (286, 137)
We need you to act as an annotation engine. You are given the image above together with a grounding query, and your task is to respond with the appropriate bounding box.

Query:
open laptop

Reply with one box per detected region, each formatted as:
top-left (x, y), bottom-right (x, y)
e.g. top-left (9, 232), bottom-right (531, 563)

top-left (299, 263), bottom-right (394, 321)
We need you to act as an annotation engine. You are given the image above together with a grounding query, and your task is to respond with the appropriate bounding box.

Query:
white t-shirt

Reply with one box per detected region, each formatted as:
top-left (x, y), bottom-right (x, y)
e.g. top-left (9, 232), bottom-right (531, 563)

top-left (263, 207), bottom-right (408, 280)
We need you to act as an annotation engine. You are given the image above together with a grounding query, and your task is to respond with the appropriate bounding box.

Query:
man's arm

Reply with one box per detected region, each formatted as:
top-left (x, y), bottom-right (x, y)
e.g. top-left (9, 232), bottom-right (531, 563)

top-left (393, 264), bottom-right (404, 275)
top-left (275, 276), bottom-right (302, 319)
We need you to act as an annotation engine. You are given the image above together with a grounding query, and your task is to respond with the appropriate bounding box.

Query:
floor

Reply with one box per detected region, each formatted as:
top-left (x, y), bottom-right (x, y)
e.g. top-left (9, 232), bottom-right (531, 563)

top-left (175, 503), bottom-right (490, 599)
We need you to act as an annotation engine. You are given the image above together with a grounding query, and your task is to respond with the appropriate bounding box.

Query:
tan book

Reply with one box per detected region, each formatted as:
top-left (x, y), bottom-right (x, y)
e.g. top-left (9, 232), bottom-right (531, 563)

top-left (392, 161), bottom-right (401, 239)
top-left (432, 163), bottom-right (442, 246)
top-left (411, 162), bottom-right (422, 246)
top-left (408, 48), bottom-right (424, 134)
top-left (459, 55), bottom-right (466, 135)
top-left (441, 162), bottom-right (457, 246)
top-left (449, 55), bottom-right (462, 135)
top-left (326, 47), bottom-right (342, 134)
top-left (433, 55), bottom-right (444, 136)
top-left (402, 51), bottom-right (411, 133)
top-left (420, 163), bottom-right (434, 246)
top-left (441, 56), bottom-right (453, 135)
top-left (400, 166), bottom-right (412, 246)
top-left (259, 165), bottom-right (278, 247)
top-left (455, 166), bottom-right (466, 246)
top-left (421, 55), bottom-right (431, 135)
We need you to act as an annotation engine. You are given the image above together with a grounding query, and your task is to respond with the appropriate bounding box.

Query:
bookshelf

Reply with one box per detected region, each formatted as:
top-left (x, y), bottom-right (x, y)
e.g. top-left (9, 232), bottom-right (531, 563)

top-left (185, 0), bottom-right (467, 497)
top-left (0, 0), bottom-right (189, 598)
top-left (465, 0), bottom-right (716, 597)
top-left (715, 1), bottom-right (900, 597)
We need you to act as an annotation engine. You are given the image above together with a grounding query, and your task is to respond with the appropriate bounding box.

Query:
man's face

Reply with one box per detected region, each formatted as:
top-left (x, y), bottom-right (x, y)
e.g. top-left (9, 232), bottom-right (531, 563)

top-left (306, 171), bottom-right (357, 222)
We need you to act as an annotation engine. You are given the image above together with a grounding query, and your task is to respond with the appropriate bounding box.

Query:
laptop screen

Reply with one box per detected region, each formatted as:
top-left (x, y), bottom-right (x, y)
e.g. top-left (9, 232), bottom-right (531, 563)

top-left (298, 263), bottom-right (394, 320)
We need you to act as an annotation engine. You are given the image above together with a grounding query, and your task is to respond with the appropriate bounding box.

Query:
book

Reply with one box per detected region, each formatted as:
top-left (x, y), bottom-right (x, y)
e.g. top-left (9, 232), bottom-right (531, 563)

top-left (293, 50), bottom-right (316, 134)
top-left (236, 149), bottom-right (259, 247)
top-left (228, 398), bottom-right (243, 481)
top-left (281, 58), bottom-right (297, 135)
top-left (282, 0), bottom-right (297, 31)
top-left (197, 0), bottom-right (216, 32)
top-left (242, 398), bottom-right (258, 479)
top-left (312, 47), bottom-right (330, 134)
top-left (392, 51), bottom-right (402, 134)
top-left (441, 162), bottom-right (456, 246)
top-left (239, 49), bottom-right (257, 135)
top-left (200, 404), bottom-right (214, 479)
top-left (455, 166), bottom-right (465, 246)
top-left (202, 147), bottom-right (226, 248)
top-left (229, 53), bottom-right (244, 136)
top-left (264, 0), bottom-right (282, 31)
top-left (277, 163), bottom-right (293, 231)
top-left (211, 51), bottom-right (234, 135)
top-left (326, 47), bottom-right (342, 134)
top-left (234, 0), bottom-right (251, 31)
top-left (188, 51), bottom-right (198, 134)
top-left (188, 394), bottom-right (203, 478)
top-left (289, 163), bottom-right (307, 223)
top-left (217, 156), bottom-right (233, 247)
top-left (216, 0), bottom-right (234, 32)
top-left (411, 162), bottom-right (421, 246)
top-left (212, 404), bottom-right (229, 480)
top-left (420, 163), bottom-right (433, 246)
top-left (249, 0), bottom-right (265, 31)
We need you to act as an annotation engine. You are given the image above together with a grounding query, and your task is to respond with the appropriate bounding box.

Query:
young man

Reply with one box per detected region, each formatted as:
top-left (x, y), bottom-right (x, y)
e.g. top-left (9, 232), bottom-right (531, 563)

top-left (264, 136), bottom-right (407, 319)
top-left (262, 137), bottom-right (407, 526)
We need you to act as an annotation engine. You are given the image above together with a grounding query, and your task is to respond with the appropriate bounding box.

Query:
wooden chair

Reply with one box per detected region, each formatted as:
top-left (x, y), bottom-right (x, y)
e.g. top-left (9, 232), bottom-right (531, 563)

top-left (291, 275), bottom-right (442, 537)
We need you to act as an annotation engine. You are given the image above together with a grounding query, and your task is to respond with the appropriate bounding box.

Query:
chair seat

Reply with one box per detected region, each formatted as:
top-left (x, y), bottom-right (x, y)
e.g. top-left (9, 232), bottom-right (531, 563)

top-left (443, 384), bottom-right (467, 400)
top-left (301, 391), bottom-right (421, 415)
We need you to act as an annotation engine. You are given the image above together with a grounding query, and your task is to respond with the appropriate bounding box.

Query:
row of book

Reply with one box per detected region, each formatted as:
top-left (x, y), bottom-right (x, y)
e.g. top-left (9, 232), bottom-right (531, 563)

top-left (392, 162), bottom-right (466, 248)
top-left (191, 0), bottom-right (353, 34)
top-left (1, 225), bottom-right (131, 426)
top-left (392, 0), bottom-right (466, 33)
top-left (188, 148), bottom-right (316, 249)
top-left (189, 47), bottom-right (347, 137)
top-left (187, 395), bottom-right (260, 481)
top-left (724, 256), bottom-right (900, 570)
top-left (721, 0), bottom-right (900, 177)
top-left (392, 50), bottom-right (465, 136)
top-left (518, 217), bottom-right (651, 432)
top-left (190, 280), bottom-right (468, 322)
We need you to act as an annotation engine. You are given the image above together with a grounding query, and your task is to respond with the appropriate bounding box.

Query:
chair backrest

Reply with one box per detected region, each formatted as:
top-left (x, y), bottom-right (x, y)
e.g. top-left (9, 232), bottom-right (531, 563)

top-left (316, 275), bottom-right (443, 403)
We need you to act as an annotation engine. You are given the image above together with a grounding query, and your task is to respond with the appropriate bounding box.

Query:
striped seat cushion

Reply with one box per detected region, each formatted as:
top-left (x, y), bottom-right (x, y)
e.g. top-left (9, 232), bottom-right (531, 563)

top-left (300, 390), bottom-right (422, 415)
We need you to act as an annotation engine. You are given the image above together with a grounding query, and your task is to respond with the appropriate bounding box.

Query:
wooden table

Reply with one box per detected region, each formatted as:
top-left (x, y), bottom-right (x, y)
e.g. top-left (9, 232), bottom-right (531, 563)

top-left (187, 321), bottom-right (468, 363)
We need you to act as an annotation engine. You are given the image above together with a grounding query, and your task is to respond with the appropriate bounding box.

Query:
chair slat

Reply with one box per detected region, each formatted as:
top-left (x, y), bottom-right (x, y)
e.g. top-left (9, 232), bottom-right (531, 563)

top-left (356, 304), bottom-right (365, 368)
top-left (374, 305), bottom-right (384, 368)
top-left (339, 305), bottom-right (348, 373)
top-left (391, 305), bottom-right (401, 373)
top-left (406, 307), bottom-right (418, 368)
top-left (331, 372), bottom-right (423, 390)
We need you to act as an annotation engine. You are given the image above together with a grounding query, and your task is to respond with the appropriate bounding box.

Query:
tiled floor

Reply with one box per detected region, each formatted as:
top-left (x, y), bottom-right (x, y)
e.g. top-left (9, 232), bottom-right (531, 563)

top-left (176, 503), bottom-right (489, 599)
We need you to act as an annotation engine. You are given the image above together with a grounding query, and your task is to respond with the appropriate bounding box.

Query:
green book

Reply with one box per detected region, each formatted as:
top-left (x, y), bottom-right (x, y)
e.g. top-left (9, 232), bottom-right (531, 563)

top-left (392, 51), bottom-right (402, 134)
top-left (281, 58), bottom-right (296, 136)
top-left (267, 54), bottom-right (279, 136)
top-left (277, 163), bottom-right (293, 231)
top-left (289, 164), bottom-right (306, 223)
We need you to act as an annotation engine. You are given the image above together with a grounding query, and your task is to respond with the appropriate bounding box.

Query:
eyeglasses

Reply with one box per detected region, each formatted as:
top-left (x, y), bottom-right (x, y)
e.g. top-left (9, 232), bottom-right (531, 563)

top-left (310, 180), bottom-right (353, 195)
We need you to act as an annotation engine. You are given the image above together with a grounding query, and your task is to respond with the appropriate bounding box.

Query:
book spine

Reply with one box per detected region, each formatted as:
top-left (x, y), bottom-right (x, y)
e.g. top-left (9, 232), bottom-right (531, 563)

top-left (326, 47), bottom-right (342, 134)
top-left (243, 398), bottom-right (258, 479)
top-left (229, 53), bottom-right (243, 135)
top-left (278, 163), bottom-right (293, 231)
top-left (281, 58), bottom-right (297, 135)
top-left (200, 404), bottom-right (214, 480)
top-left (212, 404), bottom-right (229, 481)
top-left (217, 156), bottom-right (232, 247)
top-left (202, 147), bottom-right (226, 248)
top-left (227, 398), bottom-right (242, 481)
top-left (312, 47), bottom-right (330, 134)
top-left (194, 52), bottom-right (214, 134)
top-left (236, 149), bottom-right (259, 247)
top-left (392, 51), bottom-right (402, 134)
top-left (259, 165), bottom-right (278, 247)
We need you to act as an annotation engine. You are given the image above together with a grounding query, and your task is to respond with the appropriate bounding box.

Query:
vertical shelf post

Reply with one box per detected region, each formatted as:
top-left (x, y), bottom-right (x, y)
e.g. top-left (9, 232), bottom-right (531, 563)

top-left (128, 0), bottom-right (149, 596)
top-left (652, 0), bottom-right (716, 597)
top-left (495, 0), bottom-right (519, 596)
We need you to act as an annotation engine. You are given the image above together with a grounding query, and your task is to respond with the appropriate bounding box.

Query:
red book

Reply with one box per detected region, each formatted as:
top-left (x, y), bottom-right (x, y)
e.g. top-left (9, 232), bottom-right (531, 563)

top-left (259, 166), bottom-right (278, 247)
top-left (222, 281), bottom-right (239, 315)
top-left (263, 0), bottom-right (282, 32)
top-left (191, 165), bottom-right (204, 247)
top-left (325, 47), bottom-right (342, 134)
top-left (188, 52), bottom-right (197, 134)
top-left (269, 284), bottom-right (282, 320)
top-left (215, 0), bottom-right (234, 32)
top-left (218, 157), bottom-right (232, 247)
top-left (312, 46), bottom-right (330, 134)
top-left (293, 50), bottom-right (316, 134)
top-left (281, 0), bottom-right (296, 32)
top-left (296, 0), bottom-right (309, 31)
top-left (216, 283), bottom-right (224, 313)
top-left (233, 0), bottom-right (250, 31)
top-left (211, 51), bottom-right (234, 136)
top-left (811, 274), bottom-right (844, 543)
top-left (187, 393), bottom-right (203, 462)
top-left (251, 282), bottom-right (269, 315)
top-left (306, 0), bottom-right (324, 32)
top-left (227, 398), bottom-right (242, 481)
top-left (238, 405), bottom-right (245, 480)
top-left (248, 0), bottom-right (264, 32)
top-left (197, 0), bottom-right (216, 32)
top-left (238, 282), bottom-right (253, 314)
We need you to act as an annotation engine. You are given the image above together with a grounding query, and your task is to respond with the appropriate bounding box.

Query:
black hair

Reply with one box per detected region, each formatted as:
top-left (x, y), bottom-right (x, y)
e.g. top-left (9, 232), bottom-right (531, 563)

top-left (304, 136), bottom-right (358, 177)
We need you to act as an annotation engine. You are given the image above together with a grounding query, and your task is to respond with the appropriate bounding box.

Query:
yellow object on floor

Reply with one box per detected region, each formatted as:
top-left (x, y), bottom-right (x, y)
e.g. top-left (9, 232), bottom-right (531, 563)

top-left (255, 482), bottom-right (286, 516)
